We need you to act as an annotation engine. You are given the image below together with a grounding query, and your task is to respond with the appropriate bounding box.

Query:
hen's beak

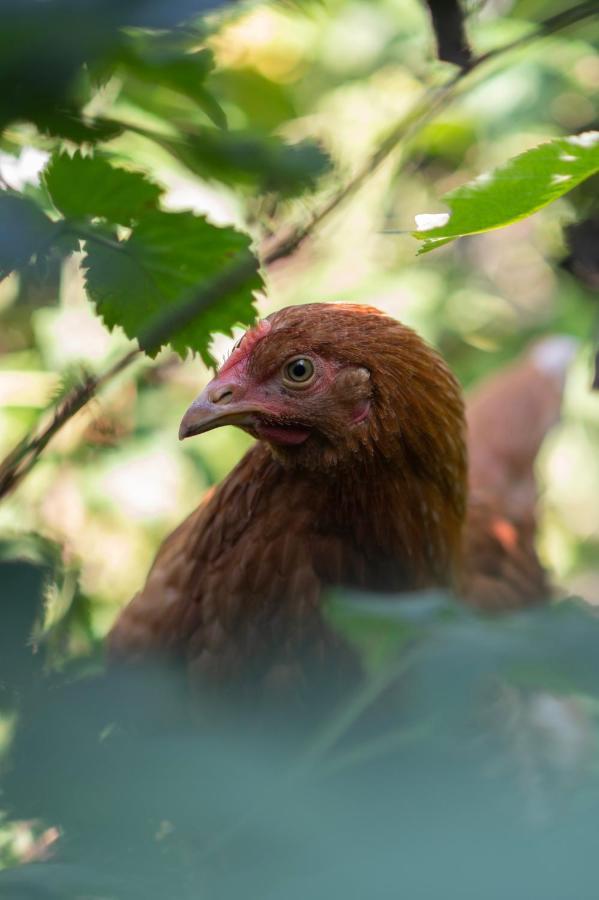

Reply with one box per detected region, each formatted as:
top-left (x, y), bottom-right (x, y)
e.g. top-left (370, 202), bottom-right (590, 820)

top-left (178, 380), bottom-right (256, 441)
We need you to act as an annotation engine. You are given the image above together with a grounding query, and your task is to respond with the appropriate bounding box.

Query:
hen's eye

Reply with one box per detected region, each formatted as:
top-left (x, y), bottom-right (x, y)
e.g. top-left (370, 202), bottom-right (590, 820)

top-left (283, 356), bottom-right (315, 386)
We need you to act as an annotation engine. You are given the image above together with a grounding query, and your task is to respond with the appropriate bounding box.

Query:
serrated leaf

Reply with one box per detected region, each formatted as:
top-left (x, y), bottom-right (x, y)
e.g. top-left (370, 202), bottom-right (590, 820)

top-left (44, 152), bottom-right (161, 225)
top-left (414, 131), bottom-right (599, 254)
top-left (82, 211), bottom-right (262, 363)
top-left (153, 129), bottom-right (331, 195)
top-left (36, 111), bottom-right (124, 144)
top-left (0, 194), bottom-right (61, 279)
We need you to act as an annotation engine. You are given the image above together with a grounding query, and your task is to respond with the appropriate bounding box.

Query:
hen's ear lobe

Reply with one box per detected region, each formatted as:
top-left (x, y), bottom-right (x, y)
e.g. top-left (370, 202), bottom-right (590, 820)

top-left (338, 366), bottom-right (371, 391)
top-left (331, 366), bottom-right (372, 412)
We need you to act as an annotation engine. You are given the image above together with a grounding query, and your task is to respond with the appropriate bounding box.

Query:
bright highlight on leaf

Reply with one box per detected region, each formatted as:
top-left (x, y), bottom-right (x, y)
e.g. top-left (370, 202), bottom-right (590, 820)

top-left (414, 212), bottom-right (450, 231)
top-left (414, 131), bottom-right (599, 254)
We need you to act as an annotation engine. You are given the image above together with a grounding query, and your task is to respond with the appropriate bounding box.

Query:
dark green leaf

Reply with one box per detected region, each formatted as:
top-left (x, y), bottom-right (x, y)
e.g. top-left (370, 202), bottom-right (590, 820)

top-left (415, 131), bottom-right (599, 253)
top-left (153, 129), bottom-right (331, 195)
top-left (0, 194), bottom-right (61, 279)
top-left (35, 111), bottom-right (124, 144)
top-left (44, 152), bottom-right (162, 225)
top-left (125, 43), bottom-right (215, 86)
top-left (193, 85), bottom-right (229, 131)
top-left (0, 2), bottom-right (232, 137)
top-left (82, 212), bottom-right (262, 363)
top-left (118, 42), bottom-right (227, 129)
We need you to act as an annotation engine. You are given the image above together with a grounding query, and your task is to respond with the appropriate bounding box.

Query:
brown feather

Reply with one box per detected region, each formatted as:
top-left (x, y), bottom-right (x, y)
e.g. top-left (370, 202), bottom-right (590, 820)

top-left (108, 305), bottom-right (572, 690)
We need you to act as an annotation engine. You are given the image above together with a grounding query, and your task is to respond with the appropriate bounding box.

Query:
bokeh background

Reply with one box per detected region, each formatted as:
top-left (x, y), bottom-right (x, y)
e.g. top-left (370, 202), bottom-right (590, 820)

top-left (0, 0), bottom-right (598, 884)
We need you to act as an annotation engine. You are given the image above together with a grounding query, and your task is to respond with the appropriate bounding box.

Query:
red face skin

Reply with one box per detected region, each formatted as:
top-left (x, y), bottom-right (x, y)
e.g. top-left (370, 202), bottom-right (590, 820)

top-left (179, 322), bottom-right (372, 456)
top-left (216, 350), bottom-right (324, 445)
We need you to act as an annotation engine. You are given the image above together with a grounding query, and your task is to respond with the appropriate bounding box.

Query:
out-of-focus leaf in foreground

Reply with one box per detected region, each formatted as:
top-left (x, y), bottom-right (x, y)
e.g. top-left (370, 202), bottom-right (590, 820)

top-left (0, 0), bottom-right (235, 136)
top-left (150, 129), bottom-right (332, 195)
top-left (3, 556), bottom-right (599, 899)
top-left (0, 194), bottom-right (60, 279)
top-left (414, 132), bottom-right (599, 253)
top-left (113, 37), bottom-right (227, 130)
top-left (82, 211), bottom-right (262, 364)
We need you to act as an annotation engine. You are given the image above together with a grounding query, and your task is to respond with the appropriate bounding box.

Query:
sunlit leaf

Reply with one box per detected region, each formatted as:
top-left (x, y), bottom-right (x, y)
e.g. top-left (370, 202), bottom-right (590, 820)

top-left (117, 41), bottom-right (227, 129)
top-left (212, 68), bottom-right (298, 131)
top-left (44, 152), bottom-right (161, 225)
top-left (82, 212), bottom-right (262, 363)
top-left (414, 132), bottom-right (599, 253)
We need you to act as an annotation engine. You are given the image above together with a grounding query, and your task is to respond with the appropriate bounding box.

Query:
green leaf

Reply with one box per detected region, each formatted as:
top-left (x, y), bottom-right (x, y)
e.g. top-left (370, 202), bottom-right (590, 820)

top-left (127, 43), bottom-right (215, 88)
top-left (153, 129), bottom-right (331, 196)
top-left (414, 131), bottom-right (599, 253)
top-left (191, 85), bottom-right (228, 132)
top-left (35, 111), bottom-right (124, 144)
top-left (212, 68), bottom-right (298, 131)
top-left (82, 211), bottom-right (262, 363)
top-left (117, 38), bottom-right (227, 129)
top-left (44, 152), bottom-right (162, 225)
top-left (0, 194), bottom-right (61, 279)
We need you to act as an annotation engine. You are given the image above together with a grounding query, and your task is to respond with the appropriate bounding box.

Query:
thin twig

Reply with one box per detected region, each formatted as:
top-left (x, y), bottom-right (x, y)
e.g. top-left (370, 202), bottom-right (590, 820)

top-left (0, 351), bottom-right (138, 498)
top-left (0, 1), bottom-right (596, 501)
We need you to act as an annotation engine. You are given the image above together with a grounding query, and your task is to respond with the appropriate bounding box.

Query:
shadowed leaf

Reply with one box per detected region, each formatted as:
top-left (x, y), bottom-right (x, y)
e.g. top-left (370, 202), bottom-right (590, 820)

top-left (0, 194), bottom-right (60, 279)
top-left (151, 129), bottom-right (331, 195)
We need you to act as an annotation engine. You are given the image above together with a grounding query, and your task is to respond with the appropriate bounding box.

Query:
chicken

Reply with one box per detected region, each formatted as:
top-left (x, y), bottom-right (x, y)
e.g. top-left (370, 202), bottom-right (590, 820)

top-left (463, 335), bottom-right (576, 610)
top-left (108, 304), bottom-right (573, 690)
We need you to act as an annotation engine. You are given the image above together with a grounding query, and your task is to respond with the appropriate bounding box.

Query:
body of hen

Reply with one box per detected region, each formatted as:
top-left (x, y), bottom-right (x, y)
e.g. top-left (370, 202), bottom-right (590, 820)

top-left (110, 442), bottom-right (458, 690)
top-left (108, 305), bottom-right (573, 690)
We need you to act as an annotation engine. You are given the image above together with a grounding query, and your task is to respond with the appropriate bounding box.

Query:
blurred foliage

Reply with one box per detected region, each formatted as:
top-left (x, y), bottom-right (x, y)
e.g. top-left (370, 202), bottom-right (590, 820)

top-left (3, 557), bottom-right (599, 898)
top-left (1, 7), bottom-right (333, 363)
top-left (0, 0), bottom-right (599, 894)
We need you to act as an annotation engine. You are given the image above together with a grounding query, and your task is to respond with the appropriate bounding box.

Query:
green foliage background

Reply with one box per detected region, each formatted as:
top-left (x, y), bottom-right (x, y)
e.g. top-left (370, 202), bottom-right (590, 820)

top-left (0, 0), bottom-right (598, 895)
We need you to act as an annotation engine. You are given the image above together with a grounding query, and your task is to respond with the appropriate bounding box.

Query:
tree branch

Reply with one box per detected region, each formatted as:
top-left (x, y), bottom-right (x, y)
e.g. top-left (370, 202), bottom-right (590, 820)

top-left (0, 1), bottom-right (596, 501)
top-left (424, 0), bottom-right (472, 68)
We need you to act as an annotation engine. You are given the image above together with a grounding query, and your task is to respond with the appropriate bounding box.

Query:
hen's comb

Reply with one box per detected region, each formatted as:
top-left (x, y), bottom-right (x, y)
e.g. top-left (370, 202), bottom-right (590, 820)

top-left (219, 319), bottom-right (272, 375)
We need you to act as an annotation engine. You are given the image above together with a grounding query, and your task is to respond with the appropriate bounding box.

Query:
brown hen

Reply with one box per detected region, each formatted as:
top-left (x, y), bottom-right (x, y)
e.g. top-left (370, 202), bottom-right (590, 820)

top-left (108, 304), bottom-right (574, 689)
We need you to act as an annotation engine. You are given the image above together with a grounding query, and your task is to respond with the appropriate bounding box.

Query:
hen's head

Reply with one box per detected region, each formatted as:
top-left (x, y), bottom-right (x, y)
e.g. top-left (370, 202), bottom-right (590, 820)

top-left (180, 303), bottom-right (466, 483)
